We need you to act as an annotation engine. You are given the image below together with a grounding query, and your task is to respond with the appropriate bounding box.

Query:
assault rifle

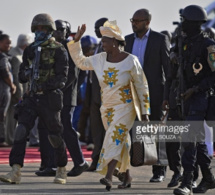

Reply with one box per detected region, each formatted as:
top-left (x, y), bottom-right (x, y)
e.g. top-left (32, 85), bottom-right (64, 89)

top-left (173, 22), bottom-right (185, 120)
top-left (29, 46), bottom-right (41, 95)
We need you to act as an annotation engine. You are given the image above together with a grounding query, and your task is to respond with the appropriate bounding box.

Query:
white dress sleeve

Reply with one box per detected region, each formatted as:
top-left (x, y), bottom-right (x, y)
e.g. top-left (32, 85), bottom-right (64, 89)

top-left (67, 41), bottom-right (94, 70)
top-left (130, 56), bottom-right (150, 115)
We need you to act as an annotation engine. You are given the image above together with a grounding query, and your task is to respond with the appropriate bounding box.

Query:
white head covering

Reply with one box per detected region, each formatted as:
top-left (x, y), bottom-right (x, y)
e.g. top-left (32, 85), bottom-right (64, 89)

top-left (99, 20), bottom-right (125, 41)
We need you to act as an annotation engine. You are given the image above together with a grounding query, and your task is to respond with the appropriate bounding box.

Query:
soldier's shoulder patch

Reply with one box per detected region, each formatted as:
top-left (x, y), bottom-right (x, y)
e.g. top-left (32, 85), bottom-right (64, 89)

top-left (207, 45), bottom-right (215, 62)
top-left (207, 45), bottom-right (215, 72)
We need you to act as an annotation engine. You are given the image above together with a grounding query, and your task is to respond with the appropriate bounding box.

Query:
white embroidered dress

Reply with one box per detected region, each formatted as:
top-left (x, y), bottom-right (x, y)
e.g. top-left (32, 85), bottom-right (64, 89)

top-left (67, 41), bottom-right (150, 174)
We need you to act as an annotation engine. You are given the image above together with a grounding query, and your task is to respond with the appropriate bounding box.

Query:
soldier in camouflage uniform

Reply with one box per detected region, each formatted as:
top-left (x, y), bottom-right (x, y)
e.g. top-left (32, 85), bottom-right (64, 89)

top-left (0, 13), bottom-right (69, 184)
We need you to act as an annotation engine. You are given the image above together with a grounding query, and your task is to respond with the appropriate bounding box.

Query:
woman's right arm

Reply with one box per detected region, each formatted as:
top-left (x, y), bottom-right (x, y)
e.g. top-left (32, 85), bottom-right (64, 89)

top-left (67, 24), bottom-right (94, 71)
top-left (67, 41), bottom-right (94, 71)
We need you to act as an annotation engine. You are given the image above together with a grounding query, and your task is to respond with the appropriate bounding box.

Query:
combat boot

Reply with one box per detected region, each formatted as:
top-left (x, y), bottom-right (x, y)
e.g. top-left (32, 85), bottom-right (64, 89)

top-left (54, 167), bottom-right (67, 184)
top-left (173, 171), bottom-right (193, 195)
top-left (193, 168), bottom-right (215, 193)
top-left (0, 164), bottom-right (21, 184)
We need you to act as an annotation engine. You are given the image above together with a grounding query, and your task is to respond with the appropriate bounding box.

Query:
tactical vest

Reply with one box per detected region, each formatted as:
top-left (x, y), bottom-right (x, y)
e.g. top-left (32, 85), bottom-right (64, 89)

top-left (28, 38), bottom-right (62, 85)
top-left (182, 34), bottom-right (212, 89)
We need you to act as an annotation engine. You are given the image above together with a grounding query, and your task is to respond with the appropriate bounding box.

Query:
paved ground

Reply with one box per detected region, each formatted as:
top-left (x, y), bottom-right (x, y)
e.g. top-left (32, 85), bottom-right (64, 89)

top-left (0, 159), bottom-right (215, 195)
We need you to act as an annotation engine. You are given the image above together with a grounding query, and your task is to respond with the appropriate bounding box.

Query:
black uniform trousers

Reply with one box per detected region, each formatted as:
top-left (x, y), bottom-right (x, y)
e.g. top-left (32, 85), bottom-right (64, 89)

top-left (182, 92), bottom-right (211, 172)
top-left (38, 105), bottom-right (84, 168)
top-left (165, 107), bottom-right (182, 175)
top-left (9, 93), bottom-right (68, 167)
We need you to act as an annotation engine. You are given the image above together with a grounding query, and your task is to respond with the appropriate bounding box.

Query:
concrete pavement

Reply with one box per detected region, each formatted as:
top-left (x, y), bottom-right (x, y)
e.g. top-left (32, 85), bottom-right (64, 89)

top-left (0, 159), bottom-right (215, 195)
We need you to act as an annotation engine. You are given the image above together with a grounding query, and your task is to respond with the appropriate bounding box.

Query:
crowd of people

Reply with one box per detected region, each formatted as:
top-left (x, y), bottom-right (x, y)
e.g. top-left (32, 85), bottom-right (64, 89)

top-left (0, 4), bottom-right (215, 195)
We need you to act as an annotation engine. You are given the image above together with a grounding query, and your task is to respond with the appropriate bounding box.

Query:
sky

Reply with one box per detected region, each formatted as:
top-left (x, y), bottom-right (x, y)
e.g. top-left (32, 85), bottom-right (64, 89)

top-left (0, 0), bottom-right (214, 47)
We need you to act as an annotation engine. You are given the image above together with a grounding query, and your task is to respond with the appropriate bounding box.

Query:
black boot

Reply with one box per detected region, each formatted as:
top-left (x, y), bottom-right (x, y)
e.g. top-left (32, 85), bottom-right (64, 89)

top-left (173, 171), bottom-right (193, 195)
top-left (193, 168), bottom-right (215, 193)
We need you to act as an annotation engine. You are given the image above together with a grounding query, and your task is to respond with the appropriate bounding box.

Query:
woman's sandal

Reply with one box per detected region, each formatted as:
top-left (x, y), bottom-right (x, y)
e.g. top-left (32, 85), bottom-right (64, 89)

top-left (117, 182), bottom-right (131, 189)
top-left (113, 169), bottom-right (125, 182)
top-left (117, 177), bottom-right (132, 189)
top-left (100, 178), bottom-right (112, 191)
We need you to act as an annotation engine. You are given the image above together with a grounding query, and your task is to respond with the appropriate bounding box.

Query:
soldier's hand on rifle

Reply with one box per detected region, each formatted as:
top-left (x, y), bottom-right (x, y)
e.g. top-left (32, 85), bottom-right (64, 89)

top-left (170, 52), bottom-right (178, 64)
top-left (162, 100), bottom-right (169, 111)
top-left (74, 24), bottom-right (86, 42)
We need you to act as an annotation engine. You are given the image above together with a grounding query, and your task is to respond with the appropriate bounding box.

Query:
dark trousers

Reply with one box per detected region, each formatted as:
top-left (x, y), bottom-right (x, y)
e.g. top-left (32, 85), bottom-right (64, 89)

top-left (38, 118), bottom-right (56, 169)
top-left (150, 105), bottom-right (167, 176)
top-left (166, 108), bottom-right (182, 174)
top-left (182, 92), bottom-right (211, 172)
top-left (38, 105), bottom-right (84, 168)
top-left (90, 100), bottom-right (105, 167)
top-left (61, 106), bottom-right (84, 167)
top-left (166, 142), bottom-right (181, 174)
top-left (0, 89), bottom-right (11, 142)
top-left (9, 94), bottom-right (68, 167)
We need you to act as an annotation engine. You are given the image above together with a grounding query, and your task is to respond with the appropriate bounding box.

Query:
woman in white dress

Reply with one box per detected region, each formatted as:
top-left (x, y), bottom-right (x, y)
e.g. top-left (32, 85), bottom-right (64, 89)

top-left (67, 21), bottom-right (150, 190)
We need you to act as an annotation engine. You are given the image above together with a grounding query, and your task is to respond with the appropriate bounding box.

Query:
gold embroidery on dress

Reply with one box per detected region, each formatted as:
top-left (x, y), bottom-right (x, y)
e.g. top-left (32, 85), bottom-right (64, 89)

top-left (119, 84), bottom-right (132, 103)
top-left (103, 67), bottom-right (119, 87)
top-left (105, 108), bottom-right (115, 126)
top-left (97, 148), bottom-right (105, 169)
top-left (111, 124), bottom-right (128, 145)
top-left (143, 94), bottom-right (150, 113)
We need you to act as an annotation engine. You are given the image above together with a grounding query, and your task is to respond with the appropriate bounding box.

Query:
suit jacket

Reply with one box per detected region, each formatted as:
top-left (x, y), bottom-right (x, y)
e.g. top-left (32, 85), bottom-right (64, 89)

top-left (62, 40), bottom-right (80, 106)
top-left (125, 30), bottom-right (170, 107)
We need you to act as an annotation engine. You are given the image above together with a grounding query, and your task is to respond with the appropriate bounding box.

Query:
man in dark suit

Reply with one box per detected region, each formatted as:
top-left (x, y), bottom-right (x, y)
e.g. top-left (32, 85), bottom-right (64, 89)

top-left (125, 8), bottom-right (170, 182)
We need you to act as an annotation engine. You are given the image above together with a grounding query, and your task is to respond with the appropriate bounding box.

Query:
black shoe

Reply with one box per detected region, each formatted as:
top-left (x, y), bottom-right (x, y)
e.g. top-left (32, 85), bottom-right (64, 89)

top-left (174, 171), bottom-right (193, 195)
top-left (168, 173), bottom-right (183, 187)
top-left (86, 164), bottom-right (97, 172)
top-left (193, 178), bottom-right (215, 193)
top-left (150, 174), bottom-right (165, 182)
top-left (35, 168), bottom-right (56, 176)
top-left (193, 168), bottom-right (215, 193)
top-left (67, 161), bottom-right (89, 176)
top-left (192, 180), bottom-right (197, 188)
top-left (173, 185), bottom-right (192, 195)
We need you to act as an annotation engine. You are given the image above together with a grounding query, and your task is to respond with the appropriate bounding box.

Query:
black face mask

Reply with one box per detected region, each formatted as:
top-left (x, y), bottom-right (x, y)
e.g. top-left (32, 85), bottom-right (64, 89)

top-left (181, 20), bottom-right (202, 37)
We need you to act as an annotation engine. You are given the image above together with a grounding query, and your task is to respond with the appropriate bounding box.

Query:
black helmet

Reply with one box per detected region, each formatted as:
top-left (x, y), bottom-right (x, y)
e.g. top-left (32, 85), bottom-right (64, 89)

top-left (55, 20), bottom-right (67, 30)
top-left (64, 21), bottom-right (72, 38)
top-left (31, 13), bottom-right (56, 32)
top-left (180, 5), bottom-right (207, 23)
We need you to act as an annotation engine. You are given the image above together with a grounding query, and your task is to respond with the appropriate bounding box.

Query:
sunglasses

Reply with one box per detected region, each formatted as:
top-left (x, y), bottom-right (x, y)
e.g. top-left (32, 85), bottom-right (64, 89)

top-left (130, 18), bottom-right (147, 23)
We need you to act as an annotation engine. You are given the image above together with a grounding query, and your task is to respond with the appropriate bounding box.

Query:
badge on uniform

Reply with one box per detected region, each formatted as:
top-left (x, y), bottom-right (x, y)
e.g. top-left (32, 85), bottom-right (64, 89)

top-left (192, 63), bottom-right (203, 75)
top-left (207, 45), bottom-right (215, 72)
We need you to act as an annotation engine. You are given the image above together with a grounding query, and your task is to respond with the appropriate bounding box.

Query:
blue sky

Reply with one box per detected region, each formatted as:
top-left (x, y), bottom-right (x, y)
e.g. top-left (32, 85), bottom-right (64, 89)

top-left (0, 0), bottom-right (213, 46)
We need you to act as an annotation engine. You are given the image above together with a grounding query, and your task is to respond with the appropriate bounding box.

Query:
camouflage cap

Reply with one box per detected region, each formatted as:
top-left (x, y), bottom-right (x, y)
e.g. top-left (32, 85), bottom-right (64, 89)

top-left (31, 13), bottom-right (56, 32)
